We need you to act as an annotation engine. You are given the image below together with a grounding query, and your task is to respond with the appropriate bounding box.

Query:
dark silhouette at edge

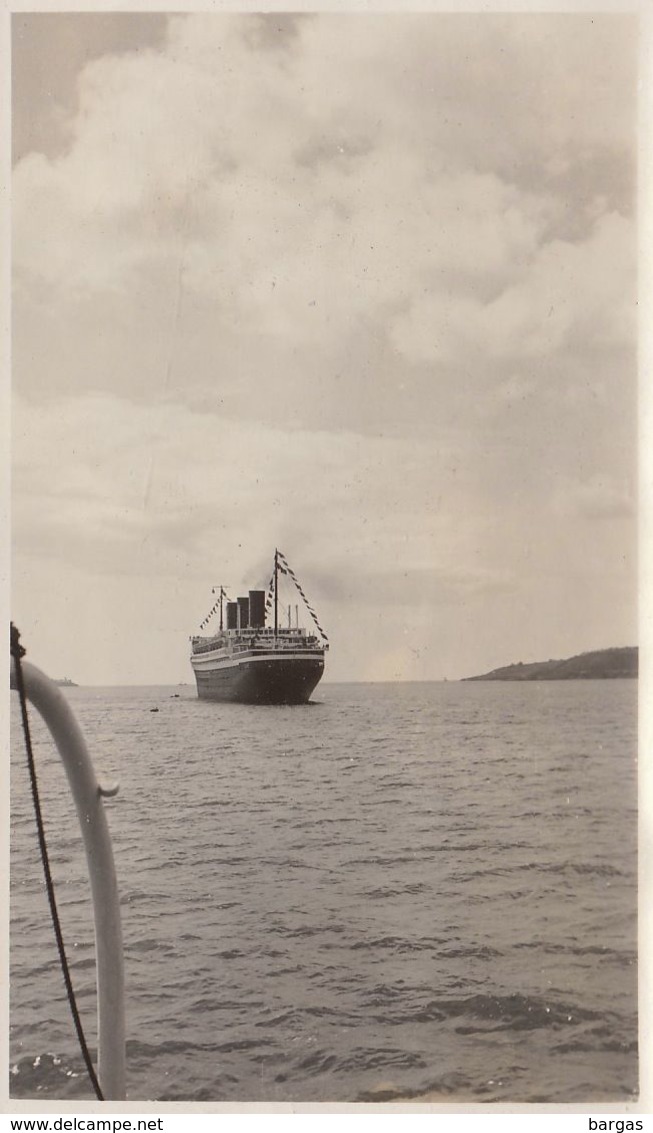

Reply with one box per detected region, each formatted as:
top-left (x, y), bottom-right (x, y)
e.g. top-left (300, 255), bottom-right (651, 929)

top-left (463, 646), bottom-right (638, 682)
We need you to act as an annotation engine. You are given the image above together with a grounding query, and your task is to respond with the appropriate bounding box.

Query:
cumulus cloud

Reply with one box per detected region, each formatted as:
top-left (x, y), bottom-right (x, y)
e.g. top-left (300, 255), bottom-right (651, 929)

top-left (13, 14), bottom-right (636, 410)
top-left (389, 210), bottom-right (635, 367)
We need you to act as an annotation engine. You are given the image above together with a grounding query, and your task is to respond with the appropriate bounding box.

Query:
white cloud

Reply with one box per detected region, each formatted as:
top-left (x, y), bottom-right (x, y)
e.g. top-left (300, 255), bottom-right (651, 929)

top-left (389, 210), bottom-right (635, 368)
top-left (13, 13), bottom-right (635, 372)
top-left (12, 392), bottom-right (475, 584)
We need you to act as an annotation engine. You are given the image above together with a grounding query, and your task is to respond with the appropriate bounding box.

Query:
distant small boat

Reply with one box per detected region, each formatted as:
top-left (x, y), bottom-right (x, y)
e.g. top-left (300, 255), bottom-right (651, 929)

top-left (54, 678), bottom-right (78, 687)
top-left (190, 549), bottom-right (328, 704)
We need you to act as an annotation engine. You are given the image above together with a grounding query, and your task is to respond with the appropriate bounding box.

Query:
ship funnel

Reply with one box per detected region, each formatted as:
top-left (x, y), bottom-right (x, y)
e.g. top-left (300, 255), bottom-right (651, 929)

top-left (249, 590), bottom-right (266, 629)
top-left (226, 602), bottom-right (238, 630)
top-left (237, 596), bottom-right (250, 630)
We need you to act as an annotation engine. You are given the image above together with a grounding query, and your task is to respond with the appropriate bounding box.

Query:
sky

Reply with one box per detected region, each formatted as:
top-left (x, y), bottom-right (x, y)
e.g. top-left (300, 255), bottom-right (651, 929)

top-left (10, 11), bottom-right (638, 685)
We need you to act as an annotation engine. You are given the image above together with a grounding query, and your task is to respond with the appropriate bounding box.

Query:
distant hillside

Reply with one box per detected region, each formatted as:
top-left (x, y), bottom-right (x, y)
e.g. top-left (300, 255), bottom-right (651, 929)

top-left (463, 647), bottom-right (638, 682)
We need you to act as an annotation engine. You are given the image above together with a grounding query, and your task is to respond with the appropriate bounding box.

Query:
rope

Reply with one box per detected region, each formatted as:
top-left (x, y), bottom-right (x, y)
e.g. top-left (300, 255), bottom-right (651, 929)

top-left (10, 623), bottom-right (104, 1101)
top-left (276, 552), bottom-right (329, 643)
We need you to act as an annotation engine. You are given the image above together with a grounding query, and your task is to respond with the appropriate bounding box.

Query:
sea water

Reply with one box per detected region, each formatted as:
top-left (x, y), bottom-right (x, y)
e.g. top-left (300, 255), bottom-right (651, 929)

top-left (9, 680), bottom-right (638, 1103)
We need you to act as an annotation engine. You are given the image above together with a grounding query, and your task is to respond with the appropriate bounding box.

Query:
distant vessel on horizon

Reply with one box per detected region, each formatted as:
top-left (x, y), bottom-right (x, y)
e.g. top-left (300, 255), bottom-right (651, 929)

top-left (190, 550), bottom-right (328, 704)
top-left (54, 677), bottom-right (78, 687)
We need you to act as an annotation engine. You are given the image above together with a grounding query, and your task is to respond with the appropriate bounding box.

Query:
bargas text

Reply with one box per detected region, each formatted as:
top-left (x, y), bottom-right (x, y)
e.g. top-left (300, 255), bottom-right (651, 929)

top-left (589, 1122), bottom-right (643, 1132)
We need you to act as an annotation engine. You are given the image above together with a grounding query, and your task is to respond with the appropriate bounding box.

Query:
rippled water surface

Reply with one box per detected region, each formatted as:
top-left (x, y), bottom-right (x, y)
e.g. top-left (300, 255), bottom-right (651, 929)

top-left (10, 680), bottom-right (637, 1103)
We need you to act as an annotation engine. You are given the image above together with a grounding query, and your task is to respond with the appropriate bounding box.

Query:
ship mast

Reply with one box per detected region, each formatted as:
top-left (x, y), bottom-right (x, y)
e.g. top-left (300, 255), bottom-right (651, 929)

top-left (211, 585), bottom-right (228, 631)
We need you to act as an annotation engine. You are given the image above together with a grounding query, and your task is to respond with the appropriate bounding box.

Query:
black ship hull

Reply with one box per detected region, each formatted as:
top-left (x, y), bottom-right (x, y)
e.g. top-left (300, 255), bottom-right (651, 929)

top-left (193, 655), bottom-right (324, 704)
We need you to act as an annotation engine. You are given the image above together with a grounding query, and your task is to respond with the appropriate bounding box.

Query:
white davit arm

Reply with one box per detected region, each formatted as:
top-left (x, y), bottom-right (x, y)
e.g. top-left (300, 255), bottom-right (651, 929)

top-left (10, 658), bottom-right (126, 1100)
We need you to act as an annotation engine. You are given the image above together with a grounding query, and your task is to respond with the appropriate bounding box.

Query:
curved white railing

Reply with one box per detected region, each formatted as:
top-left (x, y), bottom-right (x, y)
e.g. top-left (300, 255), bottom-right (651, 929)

top-left (10, 659), bottom-right (126, 1100)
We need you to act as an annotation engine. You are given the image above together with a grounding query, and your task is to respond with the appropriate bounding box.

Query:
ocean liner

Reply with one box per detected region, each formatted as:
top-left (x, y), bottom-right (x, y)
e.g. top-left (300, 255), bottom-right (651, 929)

top-left (190, 550), bottom-right (328, 704)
